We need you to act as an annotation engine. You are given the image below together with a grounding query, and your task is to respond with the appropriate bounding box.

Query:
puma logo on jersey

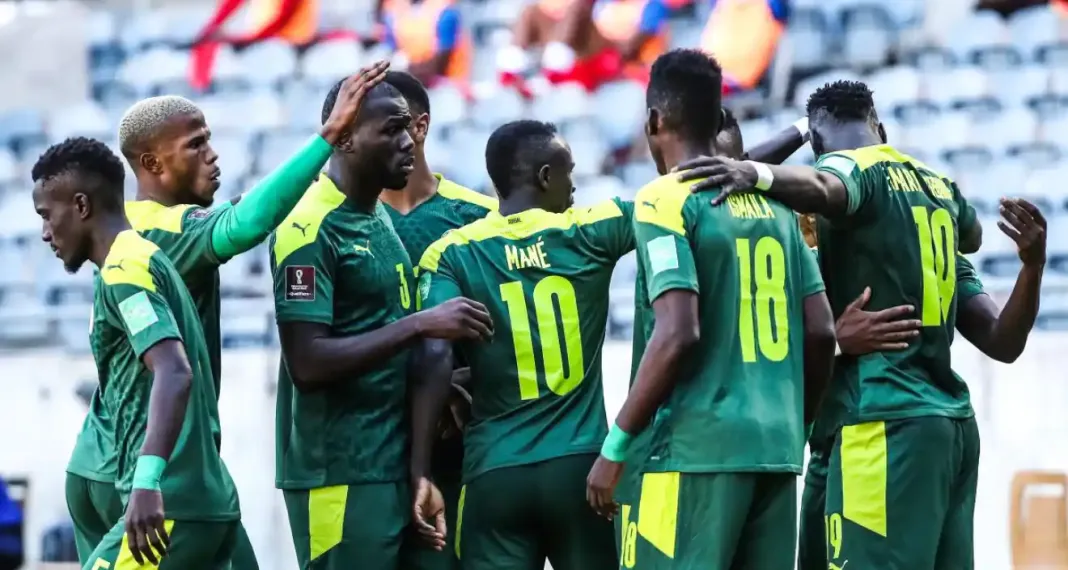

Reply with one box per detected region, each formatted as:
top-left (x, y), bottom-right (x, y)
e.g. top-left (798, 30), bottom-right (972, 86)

top-left (353, 243), bottom-right (374, 257)
top-left (104, 260), bottom-right (125, 272)
top-left (641, 198), bottom-right (660, 212)
top-left (829, 561), bottom-right (848, 570)
top-left (291, 221), bottom-right (310, 235)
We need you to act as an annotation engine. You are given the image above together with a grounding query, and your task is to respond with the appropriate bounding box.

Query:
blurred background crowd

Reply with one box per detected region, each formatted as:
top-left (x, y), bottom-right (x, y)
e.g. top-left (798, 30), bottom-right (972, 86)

top-left (1, 0), bottom-right (1067, 568)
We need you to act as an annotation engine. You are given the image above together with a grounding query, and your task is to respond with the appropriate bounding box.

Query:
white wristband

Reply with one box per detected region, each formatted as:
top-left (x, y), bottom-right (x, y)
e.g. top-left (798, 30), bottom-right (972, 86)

top-left (793, 117), bottom-right (810, 142)
top-left (748, 161), bottom-right (774, 191)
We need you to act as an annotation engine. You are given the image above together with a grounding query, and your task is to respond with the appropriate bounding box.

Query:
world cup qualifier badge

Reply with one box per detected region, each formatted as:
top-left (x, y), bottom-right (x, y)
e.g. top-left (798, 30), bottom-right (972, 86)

top-left (285, 266), bottom-right (316, 301)
top-left (418, 271), bottom-right (432, 302)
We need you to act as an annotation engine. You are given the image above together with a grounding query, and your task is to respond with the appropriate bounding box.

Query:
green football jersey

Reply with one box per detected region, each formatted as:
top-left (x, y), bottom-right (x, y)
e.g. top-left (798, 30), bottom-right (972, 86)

top-left (68, 202), bottom-right (231, 482)
top-left (807, 252), bottom-right (989, 457)
top-left (615, 263), bottom-right (652, 505)
top-left (813, 144), bottom-right (980, 424)
top-left (632, 175), bottom-right (825, 474)
top-left (270, 174), bottom-right (414, 489)
top-left (382, 174), bottom-right (497, 271)
top-left (91, 230), bottom-right (239, 520)
top-left (419, 198), bottom-right (635, 482)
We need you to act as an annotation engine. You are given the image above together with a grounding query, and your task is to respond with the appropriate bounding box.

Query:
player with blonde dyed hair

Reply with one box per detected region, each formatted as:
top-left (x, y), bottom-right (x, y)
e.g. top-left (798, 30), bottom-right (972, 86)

top-left (63, 62), bottom-right (392, 569)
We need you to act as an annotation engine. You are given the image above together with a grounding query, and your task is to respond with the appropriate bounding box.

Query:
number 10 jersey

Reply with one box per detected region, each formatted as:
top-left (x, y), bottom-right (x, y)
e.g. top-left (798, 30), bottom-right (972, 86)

top-left (814, 144), bottom-right (980, 425)
top-left (419, 198), bottom-right (635, 483)
top-left (632, 175), bottom-right (825, 475)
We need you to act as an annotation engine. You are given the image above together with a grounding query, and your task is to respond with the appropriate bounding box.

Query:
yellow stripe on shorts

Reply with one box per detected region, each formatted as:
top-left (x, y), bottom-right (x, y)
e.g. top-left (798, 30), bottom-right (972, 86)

top-left (637, 471), bottom-right (680, 559)
top-left (309, 485), bottom-right (348, 561)
top-left (841, 421), bottom-right (888, 537)
top-left (455, 484), bottom-right (467, 559)
top-left (114, 519), bottom-right (175, 569)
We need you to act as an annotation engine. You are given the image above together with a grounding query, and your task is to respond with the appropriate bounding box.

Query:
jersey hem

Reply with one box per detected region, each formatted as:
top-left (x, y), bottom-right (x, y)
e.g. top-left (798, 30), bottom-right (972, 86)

top-left (642, 463), bottom-right (803, 475)
top-left (275, 473), bottom-right (407, 490)
top-left (852, 405), bottom-right (975, 424)
top-left (274, 313), bottom-right (334, 326)
top-left (462, 445), bottom-right (603, 483)
top-left (161, 512), bottom-right (241, 522)
top-left (64, 468), bottom-right (116, 483)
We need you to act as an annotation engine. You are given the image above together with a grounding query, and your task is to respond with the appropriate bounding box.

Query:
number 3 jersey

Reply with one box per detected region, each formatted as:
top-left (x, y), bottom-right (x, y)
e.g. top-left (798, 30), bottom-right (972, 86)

top-left (633, 175), bottom-right (824, 475)
top-left (419, 198), bottom-right (635, 483)
top-left (813, 144), bottom-right (979, 425)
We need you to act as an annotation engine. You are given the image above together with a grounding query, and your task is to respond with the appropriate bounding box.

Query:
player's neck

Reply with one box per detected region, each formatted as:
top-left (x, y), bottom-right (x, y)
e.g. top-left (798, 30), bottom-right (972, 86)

top-left (326, 159), bottom-right (381, 214)
top-left (379, 156), bottom-right (438, 214)
top-left (660, 137), bottom-right (716, 174)
top-left (90, 213), bottom-right (133, 268)
top-left (497, 192), bottom-right (544, 217)
top-left (134, 175), bottom-right (183, 207)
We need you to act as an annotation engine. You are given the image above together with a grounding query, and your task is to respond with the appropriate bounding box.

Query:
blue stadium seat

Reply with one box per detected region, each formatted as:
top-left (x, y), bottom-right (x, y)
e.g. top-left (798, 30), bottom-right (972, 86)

top-left (946, 10), bottom-right (1009, 63)
top-left (0, 149), bottom-right (16, 186)
top-left (279, 80), bottom-right (323, 130)
top-left (211, 135), bottom-right (254, 184)
top-left (240, 41), bottom-right (299, 89)
top-left (0, 108), bottom-right (45, 151)
top-left (300, 40), bottom-right (365, 89)
top-left (119, 12), bottom-right (171, 52)
top-left (841, 4), bottom-right (894, 69)
top-left (532, 83), bottom-right (590, 125)
top-left (469, 87), bottom-right (526, 130)
top-left (117, 47), bottom-right (190, 97)
top-left (590, 81), bottom-right (645, 150)
top-left (991, 65), bottom-right (1049, 109)
top-left (574, 175), bottom-right (623, 206)
top-left (442, 126), bottom-right (491, 191)
top-left (866, 65), bottom-right (921, 117)
top-left (48, 102), bottom-right (110, 141)
top-left (972, 107), bottom-right (1038, 155)
top-left (428, 84), bottom-right (468, 129)
top-left (783, 8), bottom-right (829, 70)
top-left (792, 69), bottom-right (862, 108)
top-left (905, 110), bottom-right (970, 156)
top-left (257, 133), bottom-right (311, 175)
top-left (158, 9), bottom-right (208, 47)
top-left (620, 160), bottom-right (659, 190)
top-left (1009, 5), bottom-right (1060, 60)
top-left (563, 120), bottom-right (609, 178)
top-left (923, 65), bottom-right (988, 109)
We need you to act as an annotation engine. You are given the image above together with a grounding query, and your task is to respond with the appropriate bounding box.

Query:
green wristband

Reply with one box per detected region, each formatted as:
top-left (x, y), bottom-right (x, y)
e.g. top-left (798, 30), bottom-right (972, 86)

top-left (131, 455), bottom-right (167, 491)
top-left (600, 423), bottom-right (633, 462)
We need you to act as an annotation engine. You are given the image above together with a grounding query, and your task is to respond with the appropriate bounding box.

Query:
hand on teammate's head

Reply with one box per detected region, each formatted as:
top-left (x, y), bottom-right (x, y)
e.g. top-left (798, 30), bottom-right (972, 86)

top-left (320, 61), bottom-right (391, 145)
top-left (997, 197), bottom-right (1047, 267)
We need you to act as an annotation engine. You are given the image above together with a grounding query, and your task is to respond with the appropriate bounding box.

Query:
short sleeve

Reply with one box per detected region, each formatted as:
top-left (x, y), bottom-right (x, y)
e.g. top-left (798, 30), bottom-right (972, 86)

top-left (634, 189), bottom-right (698, 302)
top-left (798, 239), bottom-right (826, 298)
top-left (955, 254), bottom-right (985, 300)
top-left (419, 249), bottom-right (463, 309)
top-left (130, 204), bottom-right (226, 277)
top-left (815, 152), bottom-right (868, 218)
top-left (105, 282), bottom-right (182, 359)
top-left (587, 198), bottom-right (636, 261)
top-left (435, 6), bottom-right (461, 50)
top-left (271, 234), bottom-right (336, 325)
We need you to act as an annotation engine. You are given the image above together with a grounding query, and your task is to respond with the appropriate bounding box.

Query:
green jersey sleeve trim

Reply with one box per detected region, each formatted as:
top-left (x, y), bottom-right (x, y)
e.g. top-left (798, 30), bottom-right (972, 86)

top-left (101, 231), bottom-right (183, 357)
top-left (955, 253), bottom-right (985, 300)
top-left (815, 153), bottom-right (864, 216)
top-left (101, 230), bottom-right (162, 292)
top-left (273, 175), bottom-right (347, 265)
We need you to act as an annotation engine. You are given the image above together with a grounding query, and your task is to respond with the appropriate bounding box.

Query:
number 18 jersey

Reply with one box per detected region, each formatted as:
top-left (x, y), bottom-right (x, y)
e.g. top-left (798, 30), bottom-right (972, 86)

top-left (419, 198), bottom-right (635, 483)
top-left (814, 144), bottom-right (979, 424)
top-left (633, 175), bottom-right (824, 475)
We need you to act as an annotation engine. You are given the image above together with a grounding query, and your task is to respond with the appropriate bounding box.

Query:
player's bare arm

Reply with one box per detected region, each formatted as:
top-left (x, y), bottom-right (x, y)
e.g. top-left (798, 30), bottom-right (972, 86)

top-left (587, 289), bottom-right (699, 518)
top-left (676, 155), bottom-right (849, 214)
top-left (408, 339), bottom-right (454, 548)
top-left (956, 197), bottom-right (1045, 363)
top-left (836, 286), bottom-right (922, 354)
top-left (126, 338), bottom-right (193, 565)
top-left (744, 122), bottom-right (808, 165)
top-left (279, 297), bottom-right (492, 392)
top-left (801, 292), bottom-right (836, 425)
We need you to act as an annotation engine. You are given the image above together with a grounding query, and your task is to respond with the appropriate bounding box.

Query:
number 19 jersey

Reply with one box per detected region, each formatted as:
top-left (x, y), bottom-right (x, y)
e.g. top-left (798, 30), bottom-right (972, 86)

top-left (419, 198), bottom-right (635, 483)
top-left (633, 176), bottom-right (824, 475)
top-left (814, 144), bottom-right (979, 424)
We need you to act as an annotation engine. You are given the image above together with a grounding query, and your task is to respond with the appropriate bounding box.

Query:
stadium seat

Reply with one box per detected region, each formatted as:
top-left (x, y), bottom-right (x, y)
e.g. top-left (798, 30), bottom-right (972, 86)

top-left (119, 11), bottom-right (171, 52)
top-left (620, 160), bottom-right (659, 190)
top-left (1010, 471), bottom-right (1068, 568)
top-left (865, 65), bottom-right (921, 116)
top-left (565, 122), bottom-right (610, 178)
top-left (300, 40), bottom-right (365, 88)
top-left (945, 10), bottom-right (1010, 63)
top-left (48, 102), bottom-right (110, 141)
top-left (841, 4), bottom-right (895, 69)
top-left (905, 110), bottom-right (970, 156)
top-left (117, 47), bottom-right (190, 97)
top-left (792, 70), bottom-right (862, 109)
top-left (992, 65), bottom-right (1050, 109)
top-left (428, 84), bottom-right (468, 129)
top-left (257, 133), bottom-right (310, 176)
top-left (574, 175), bottom-right (624, 206)
top-left (592, 81), bottom-right (646, 150)
top-left (0, 149), bottom-right (17, 186)
top-left (783, 8), bottom-right (829, 70)
top-left (469, 88), bottom-right (526, 130)
top-left (0, 108), bottom-right (45, 150)
top-left (923, 65), bottom-right (989, 109)
top-left (240, 41), bottom-right (299, 89)
top-left (532, 84), bottom-right (591, 125)
top-left (279, 80), bottom-right (323, 130)
top-left (444, 126), bottom-right (491, 191)
top-left (1009, 5), bottom-right (1061, 60)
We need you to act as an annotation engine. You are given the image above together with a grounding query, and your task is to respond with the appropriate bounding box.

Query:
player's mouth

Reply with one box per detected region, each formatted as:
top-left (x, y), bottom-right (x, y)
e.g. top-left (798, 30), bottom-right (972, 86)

top-left (398, 156), bottom-right (415, 174)
top-left (208, 168), bottom-right (222, 189)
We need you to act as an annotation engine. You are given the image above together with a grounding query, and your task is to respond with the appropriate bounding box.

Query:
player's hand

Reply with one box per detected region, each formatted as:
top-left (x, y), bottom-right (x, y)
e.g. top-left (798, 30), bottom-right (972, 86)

top-left (411, 477), bottom-right (447, 550)
top-left (586, 455), bottom-right (622, 520)
top-left (319, 60), bottom-right (391, 146)
top-left (836, 287), bottom-right (921, 355)
top-left (417, 298), bottom-right (494, 340)
top-left (675, 155), bottom-right (760, 205)
top-left (124, 489), bottom-right (170, 565)
top-left (999, 197), bottom-right (1047, 267)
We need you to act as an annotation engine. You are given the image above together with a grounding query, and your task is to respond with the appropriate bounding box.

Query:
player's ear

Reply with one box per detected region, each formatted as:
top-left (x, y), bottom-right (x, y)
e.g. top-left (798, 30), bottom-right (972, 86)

top-left (73, 192), bottom-right (91, 220)
top-left (536, 163), bottom-right (552, 192)
top-left (877, 122), bottom-right (887, 144)
top-left (412, 112), bottom-right (430, 143)
top-left (645, 108), bottom-right (659, 137)
top-left (335, 130), bottom-right (354, 153)
top-left (139, 152), bottom-right (163, 175)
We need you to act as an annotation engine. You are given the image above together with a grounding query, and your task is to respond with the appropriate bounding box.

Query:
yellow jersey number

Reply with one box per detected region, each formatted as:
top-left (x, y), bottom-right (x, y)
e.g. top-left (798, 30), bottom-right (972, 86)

top-left (396, 263), bottom-right (411, 310)
top-left (499, 276), bottom-right (585, 401)
top-left (736, 237), bottom-right (789, 362)
top-left (911, 206), bottom-right (956, 326)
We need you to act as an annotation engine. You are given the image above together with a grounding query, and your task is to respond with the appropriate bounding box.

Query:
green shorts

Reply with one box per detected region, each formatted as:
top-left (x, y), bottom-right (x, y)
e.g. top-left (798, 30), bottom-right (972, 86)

top-left (457, 453), bottom-right (616, 570)
top-left (82, 519), bottom-right (238, 570)
top-left (400, 473), bottom-right (461, 570)
top-left (283, 481), bottom-right (410, 570)
top-left (798, 442), bottom-right (831, 570)
top-left (65, 472), bottom-right (124, 565)
top-left (825, 416), bottom-right (979, 570)
top-left (634, 472), bottom-right (797, 570)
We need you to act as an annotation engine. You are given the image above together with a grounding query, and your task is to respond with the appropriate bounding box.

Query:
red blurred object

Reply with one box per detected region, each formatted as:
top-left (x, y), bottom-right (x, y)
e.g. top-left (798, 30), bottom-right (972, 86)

top-left (543, 45), bottom-right (624, 91)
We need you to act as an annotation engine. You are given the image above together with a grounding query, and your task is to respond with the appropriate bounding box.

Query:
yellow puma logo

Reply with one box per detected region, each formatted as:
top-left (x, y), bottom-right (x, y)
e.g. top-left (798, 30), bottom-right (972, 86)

top-left (829, 561), bottom-right (848, 570)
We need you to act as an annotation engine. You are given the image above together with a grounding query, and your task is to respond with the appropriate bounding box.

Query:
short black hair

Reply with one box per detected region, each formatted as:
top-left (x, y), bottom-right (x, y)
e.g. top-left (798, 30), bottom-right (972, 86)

top-left (32, 137), bottom-right (125, 209)
top-left (384, 71), bottom-right (430, 116)
top-left (485, 120), bottom-right (559, 198)
top-left (321, 78), bottom-right (402, 125)
top-left (806, 80), bottom-right (877, 123)
top-left (647, 49), bottom-right (723, 141)
top-left (720, 108), bottom-right (739, 135)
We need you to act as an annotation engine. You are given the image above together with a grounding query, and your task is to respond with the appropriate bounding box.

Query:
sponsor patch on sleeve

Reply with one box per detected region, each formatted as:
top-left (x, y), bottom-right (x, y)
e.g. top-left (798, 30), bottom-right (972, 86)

top-left (118, 291), bottom-right (159, 335)
top-left (188, 208), bottom-right (212, 220)
top-left (285, 265), bottom-right (316, 301)
top-left (646, 235), bottom-right (679, 275)
top-left (818, 155), bottom-right (857, 179)
top-left (418, 270), bottom-right (432, 302)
